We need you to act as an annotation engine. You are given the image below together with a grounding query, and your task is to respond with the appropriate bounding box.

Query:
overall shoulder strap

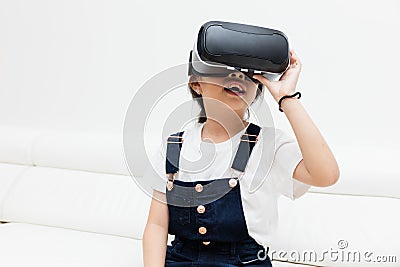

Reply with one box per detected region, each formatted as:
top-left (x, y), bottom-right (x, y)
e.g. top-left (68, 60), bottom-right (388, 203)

top-left (165, 131), bottom-right (185, 174)
top-left (231, 123), bottom-right (261, 173)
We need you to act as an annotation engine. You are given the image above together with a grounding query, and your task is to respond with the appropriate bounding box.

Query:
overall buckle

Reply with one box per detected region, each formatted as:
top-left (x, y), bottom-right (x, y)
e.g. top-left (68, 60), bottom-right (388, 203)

top-left (166, 172), bottom-right (178, 191)
top-left (240, 133), bottom-right (258, 143)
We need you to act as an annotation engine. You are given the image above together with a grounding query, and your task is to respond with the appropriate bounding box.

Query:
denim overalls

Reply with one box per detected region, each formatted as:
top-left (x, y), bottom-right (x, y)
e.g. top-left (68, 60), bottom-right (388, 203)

top-left (164, 123), bottom-right (272, 266)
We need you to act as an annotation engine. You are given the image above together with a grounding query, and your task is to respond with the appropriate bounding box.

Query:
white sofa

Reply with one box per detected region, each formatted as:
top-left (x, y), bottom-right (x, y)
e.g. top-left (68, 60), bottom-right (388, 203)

top-left (0, 125), bottom-right (399, 267)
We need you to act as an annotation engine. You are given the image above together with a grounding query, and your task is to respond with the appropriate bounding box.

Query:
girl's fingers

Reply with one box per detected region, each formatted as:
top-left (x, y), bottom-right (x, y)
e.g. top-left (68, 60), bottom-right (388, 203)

top-left (290, 50), bottom-right (301, 67)
top-left (252, 74), bottom-right (271, 87)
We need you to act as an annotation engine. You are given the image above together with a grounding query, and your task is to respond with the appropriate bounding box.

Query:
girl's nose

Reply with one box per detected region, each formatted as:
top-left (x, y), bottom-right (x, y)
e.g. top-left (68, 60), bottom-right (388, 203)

top-left (228, 71), bottom-right (258, 84)
top-left (228, 72), bottom-right (246, 81)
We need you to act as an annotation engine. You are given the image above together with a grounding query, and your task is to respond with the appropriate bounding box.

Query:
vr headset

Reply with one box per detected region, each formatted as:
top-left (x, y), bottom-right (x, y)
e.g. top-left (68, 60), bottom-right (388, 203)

top-left (188, 21), bottom-right (290, 81)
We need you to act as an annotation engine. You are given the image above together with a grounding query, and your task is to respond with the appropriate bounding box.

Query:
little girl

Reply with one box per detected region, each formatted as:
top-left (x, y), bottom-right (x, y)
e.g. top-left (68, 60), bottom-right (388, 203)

top-left (142, 24), bottom-right (339, 267)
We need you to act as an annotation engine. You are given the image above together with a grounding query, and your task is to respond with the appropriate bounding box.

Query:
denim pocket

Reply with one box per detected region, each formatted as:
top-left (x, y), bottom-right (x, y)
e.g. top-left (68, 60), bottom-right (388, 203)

top-left (169, 205), bottom-right (191, 225)
top-left (166, 187), bottom-right (192, 226)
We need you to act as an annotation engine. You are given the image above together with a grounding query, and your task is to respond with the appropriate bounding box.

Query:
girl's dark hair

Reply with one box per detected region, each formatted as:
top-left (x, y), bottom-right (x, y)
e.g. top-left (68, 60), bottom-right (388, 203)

top-left (188, 75), bottom-right (264, 123)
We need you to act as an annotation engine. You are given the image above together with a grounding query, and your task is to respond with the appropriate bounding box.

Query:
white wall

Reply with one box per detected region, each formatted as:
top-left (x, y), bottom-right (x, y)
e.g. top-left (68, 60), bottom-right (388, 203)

top-left (0, 0), bottom-right (399, 154)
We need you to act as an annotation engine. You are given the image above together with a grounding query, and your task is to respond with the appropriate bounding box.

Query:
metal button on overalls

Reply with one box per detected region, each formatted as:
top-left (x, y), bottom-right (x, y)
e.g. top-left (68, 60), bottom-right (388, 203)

top-left (197, 205), bottom-right (205, 213)
top-left (195, 183), bottom-right (203, 192)
top-left (198, 226), bottom-right (207, 235)
top-left (164, 123), bottom-right (272, 266)
top-left (229, 178), bottom-right (238, 188)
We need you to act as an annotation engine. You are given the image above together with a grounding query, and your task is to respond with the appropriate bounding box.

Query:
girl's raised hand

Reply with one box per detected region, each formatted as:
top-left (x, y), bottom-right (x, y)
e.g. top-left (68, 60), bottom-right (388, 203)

top-left (252, 49), bottom-right (302, 103)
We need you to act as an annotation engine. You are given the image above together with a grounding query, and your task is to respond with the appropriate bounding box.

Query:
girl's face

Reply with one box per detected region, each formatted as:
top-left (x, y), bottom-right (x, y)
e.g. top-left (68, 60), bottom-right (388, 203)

top-left (194, 71), bottom-right (260, 117)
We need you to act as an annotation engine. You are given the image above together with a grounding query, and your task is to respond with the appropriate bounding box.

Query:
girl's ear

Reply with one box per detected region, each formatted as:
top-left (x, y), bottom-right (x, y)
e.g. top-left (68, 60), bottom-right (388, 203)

top-left (189, 75), bottom-right (202, 94)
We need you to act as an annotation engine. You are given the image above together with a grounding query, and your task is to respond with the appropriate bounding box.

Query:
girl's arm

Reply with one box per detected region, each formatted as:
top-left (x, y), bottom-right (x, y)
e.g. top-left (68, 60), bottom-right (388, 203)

top-left (143, 190), bottom-right (169, 267)
top-left (280, 97), bottom-right (340, 187)
top-left (253, 49), bottom-right (340, 187)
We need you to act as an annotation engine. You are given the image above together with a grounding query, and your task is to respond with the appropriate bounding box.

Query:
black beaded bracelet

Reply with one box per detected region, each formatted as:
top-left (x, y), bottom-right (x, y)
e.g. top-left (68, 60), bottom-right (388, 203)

top-left (278, 92), bottom-right (301, 112)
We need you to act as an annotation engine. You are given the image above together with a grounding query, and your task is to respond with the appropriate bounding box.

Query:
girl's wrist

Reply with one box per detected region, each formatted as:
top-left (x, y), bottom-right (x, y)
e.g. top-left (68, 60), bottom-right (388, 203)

top-left (277, 91), bottom-right (301, 112)
top-left (275, 90), bottom-right (296, 103)
top-left (279, 97), bottom-right (301, 113)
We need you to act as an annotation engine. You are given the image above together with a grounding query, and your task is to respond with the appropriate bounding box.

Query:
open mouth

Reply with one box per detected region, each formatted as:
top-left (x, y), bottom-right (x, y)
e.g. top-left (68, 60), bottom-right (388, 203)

top-left (224, 82), bottom-right (246, 96)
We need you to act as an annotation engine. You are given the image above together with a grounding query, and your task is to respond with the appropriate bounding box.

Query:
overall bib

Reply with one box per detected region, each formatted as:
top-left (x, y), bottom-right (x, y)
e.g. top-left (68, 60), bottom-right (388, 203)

top-left (164, 123), bottom-right (272, 266)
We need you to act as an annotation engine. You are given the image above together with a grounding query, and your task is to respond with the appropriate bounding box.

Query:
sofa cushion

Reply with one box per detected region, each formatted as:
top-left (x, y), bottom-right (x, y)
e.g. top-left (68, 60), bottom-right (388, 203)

top-left (31, 130), bottom-right (130, 176)
top-left (0, 126), bottom-right (130, 176)
top-left (0, 222), bottom-right (142, 267)
top-left (0, 165), bottom-right (150, 239)
top-left (0, 163), bottom-right (30, 219)
top-left (270, 192), bottom-right (400, 266)
top-left (309, 145), bottom-right (400, 199)
top-left (0, 126), bottom-right (43, 165)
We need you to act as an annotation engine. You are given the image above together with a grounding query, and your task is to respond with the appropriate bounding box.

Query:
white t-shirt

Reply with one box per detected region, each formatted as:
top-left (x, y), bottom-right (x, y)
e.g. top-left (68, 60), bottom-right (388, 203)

top-left (143, 121), bottom-right (311, 248)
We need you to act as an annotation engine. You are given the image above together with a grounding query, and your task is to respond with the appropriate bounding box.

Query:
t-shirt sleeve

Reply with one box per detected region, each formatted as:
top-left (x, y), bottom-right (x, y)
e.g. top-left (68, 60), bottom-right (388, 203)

top-left (143, 142), bottom-right (167, 194)
top-left (272, 128), bottom-right (311, 200)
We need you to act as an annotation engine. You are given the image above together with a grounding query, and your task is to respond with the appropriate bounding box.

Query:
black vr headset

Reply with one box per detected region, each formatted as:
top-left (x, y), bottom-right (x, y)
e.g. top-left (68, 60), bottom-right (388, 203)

top-left (188, 21), bottom-right (290, 82)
